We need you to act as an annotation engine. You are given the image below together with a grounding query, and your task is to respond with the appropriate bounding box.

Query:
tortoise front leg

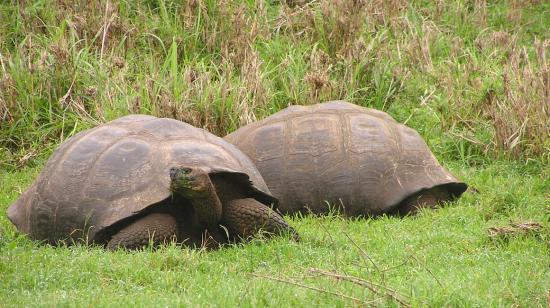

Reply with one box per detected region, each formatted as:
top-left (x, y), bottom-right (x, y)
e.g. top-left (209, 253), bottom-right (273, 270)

top-left (107, 213), bottom-right (179, 250)
top-left (221, 198), bottom-right (299, 241)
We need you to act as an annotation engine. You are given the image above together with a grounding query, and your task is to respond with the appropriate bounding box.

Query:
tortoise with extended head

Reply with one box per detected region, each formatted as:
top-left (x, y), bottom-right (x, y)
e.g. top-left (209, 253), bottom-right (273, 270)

top-left (225, 101), bottom-right (468, 216)
top-left (7, 115), bottom-right (296, 250)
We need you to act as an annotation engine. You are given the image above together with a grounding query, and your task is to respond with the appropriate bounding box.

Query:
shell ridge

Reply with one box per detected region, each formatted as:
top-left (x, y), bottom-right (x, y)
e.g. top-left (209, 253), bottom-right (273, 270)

top-left (282, 116), bottom-right (294, 210)
top-left (340, 112), bottom-right (357, 213)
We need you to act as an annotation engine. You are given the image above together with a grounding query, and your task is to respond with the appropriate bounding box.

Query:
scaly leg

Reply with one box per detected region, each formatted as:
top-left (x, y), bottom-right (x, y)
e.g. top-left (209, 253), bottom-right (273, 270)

top-left (221, 198), bottom-right (299, 241)
top-left (107, 213), bottom-right (179, 250)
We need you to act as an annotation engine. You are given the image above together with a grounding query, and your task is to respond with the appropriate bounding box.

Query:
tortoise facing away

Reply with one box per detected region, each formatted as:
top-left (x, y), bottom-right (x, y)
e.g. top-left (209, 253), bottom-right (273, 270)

top-left (225, 101), bottom-right (468, 216)
top-left (7, 115), bottom-right (296, 250)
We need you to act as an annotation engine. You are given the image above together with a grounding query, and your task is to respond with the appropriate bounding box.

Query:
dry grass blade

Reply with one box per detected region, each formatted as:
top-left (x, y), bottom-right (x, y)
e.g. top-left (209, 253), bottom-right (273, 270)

top-left (482, 38), bottom-right (550, 158)
top-left (407, 254), bottom-right (444, 288)
top-left (16, 149), bottom-right (38, 168)
top-left (448, 131), bottom-right (488, 147)
top-left (313, 215), bottom-right (342, 270)
top-left (488, 221), bottom-right (543, 238)
top-left (341, 230), bottom-right (383, 280)
top-left (251, 273), bottom-right (377, 306)
top-left (309, 268), bottom-right (411, 307)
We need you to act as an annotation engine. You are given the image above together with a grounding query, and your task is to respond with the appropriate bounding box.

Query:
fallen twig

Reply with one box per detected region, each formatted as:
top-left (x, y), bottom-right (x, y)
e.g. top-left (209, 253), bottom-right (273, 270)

top-left (251, 273), bottom-right (377, 306)
top-left (308, 268), bottom-right (411, 308)
top-left (352, 259), bottom-right (409, 275)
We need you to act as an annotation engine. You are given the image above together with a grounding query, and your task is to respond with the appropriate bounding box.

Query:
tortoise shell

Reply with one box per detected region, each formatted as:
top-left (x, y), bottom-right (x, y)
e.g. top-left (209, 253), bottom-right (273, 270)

top-left (7, 115), bottom-right (275, 244)
top-left (225, 101), bottom-right (467, 216)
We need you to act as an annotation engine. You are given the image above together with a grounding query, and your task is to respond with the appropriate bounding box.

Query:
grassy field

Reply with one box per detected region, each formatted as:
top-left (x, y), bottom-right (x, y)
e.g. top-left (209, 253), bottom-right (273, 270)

top-left (1, 0), bottom-right (549, 306)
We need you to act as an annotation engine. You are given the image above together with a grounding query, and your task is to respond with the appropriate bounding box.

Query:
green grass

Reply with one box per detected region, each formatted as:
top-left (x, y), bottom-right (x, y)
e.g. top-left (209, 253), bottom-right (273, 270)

top-left (1, 163), bottom-right (549, 306)
top-left (1, 0), bottom-right (549, 306)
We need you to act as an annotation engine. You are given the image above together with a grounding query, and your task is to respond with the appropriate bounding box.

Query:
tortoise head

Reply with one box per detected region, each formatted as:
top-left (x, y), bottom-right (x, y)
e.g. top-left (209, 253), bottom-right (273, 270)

top-left (170, 167), bottom-right (212, 198)
top-left (169, 166), bottom-right (223, 228)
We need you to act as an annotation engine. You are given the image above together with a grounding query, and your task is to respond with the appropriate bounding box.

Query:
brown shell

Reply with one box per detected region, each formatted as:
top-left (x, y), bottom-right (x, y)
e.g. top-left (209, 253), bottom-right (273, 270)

top-left (7, 115), bottom-right (275, 244)
top-left (225, 101), bottom-right (467, 216)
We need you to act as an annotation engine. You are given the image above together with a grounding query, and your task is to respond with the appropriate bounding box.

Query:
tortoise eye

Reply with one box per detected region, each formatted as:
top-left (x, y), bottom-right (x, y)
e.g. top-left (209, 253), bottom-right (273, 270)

top-left (170, 167), bottom-right (192, 180)
top-left (170, 167), bottom-right (192, 174)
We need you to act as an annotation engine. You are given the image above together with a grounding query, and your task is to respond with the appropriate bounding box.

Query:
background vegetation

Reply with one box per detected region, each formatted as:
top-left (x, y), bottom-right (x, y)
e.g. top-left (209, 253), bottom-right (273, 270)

top-left (1, 0), bottom-right (548, 306)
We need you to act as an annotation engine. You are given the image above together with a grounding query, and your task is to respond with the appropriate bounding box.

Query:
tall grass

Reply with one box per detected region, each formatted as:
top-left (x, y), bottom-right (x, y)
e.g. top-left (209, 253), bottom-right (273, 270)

top-left (0, 0), bottom-right (548, 169)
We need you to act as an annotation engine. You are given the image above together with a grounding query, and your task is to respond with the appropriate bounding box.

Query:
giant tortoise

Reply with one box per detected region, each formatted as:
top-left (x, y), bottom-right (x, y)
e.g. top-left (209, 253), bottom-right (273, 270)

top-left (7, 115), bottom-right (296, 249)
top-left (225, 101), bottom-right (468, 216)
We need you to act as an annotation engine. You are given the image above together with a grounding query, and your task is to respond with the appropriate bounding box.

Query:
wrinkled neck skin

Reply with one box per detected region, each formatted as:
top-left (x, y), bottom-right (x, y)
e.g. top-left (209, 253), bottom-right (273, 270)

top-left (169, 168), bottom-right (224, 232)
top-left (182, 176), bottom-right (251, 247)
top-left (189, 179), bottom-right (223, 230)
top-left (168, 194), bottom-right (227, 248)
